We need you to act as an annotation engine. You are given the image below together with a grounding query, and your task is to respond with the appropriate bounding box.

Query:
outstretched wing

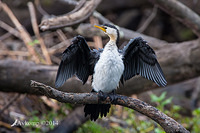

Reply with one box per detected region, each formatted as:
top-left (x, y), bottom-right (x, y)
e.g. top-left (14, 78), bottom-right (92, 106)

top-left (55, 35), bottom-right (100, 88)
top-left (122, 37), bottom-right (167, 87)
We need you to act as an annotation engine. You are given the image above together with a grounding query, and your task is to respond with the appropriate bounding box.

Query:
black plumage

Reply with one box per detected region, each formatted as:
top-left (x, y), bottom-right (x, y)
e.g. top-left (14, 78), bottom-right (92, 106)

top-left (121, 37), bottom-right (167, 86)
top-left (55, 35), bottom-right (101, 88)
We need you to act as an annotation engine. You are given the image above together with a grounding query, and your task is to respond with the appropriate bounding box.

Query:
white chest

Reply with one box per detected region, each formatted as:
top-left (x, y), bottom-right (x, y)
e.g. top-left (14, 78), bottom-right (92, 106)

top-left (92, 43), bottom-right (124, 93)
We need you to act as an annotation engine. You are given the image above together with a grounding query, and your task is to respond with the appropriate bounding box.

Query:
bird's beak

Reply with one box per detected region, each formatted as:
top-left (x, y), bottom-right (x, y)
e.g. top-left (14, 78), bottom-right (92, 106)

top-left (94, 25), bottom-right (106, 32)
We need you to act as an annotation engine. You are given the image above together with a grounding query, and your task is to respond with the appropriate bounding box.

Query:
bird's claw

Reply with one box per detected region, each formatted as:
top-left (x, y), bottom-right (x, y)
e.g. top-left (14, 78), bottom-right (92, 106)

top-left (98, 90), bottom-right (119, 104)
top-left (118, 95), bottom-right (128, 103)
top-left (108, 93), bottom-right (118, 104)
top-left (98, 90), bottom-right (108, 101)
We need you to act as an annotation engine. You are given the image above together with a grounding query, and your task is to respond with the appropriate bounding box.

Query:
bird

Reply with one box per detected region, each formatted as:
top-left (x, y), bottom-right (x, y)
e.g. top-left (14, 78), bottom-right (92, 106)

top-left (55, 23), bottom-right (167, 121)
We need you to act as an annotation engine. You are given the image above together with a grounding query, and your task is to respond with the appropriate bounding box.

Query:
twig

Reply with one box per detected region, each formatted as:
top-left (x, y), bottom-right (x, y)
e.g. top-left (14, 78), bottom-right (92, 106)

top-left (149, 0), bottom-right (200, 38)
top-left (0, 2), bottom-right (40, 63)
top-left (30, 80), bottom-right (189, 133)
top-left (0, 50), bottom-right (29, 56)
top-left (34, 0), bottom-right (49, 16)
top-left (89, 16), bottom-right (103, 48)
top-left (0, 20), bottom-right (21, 39)
top-left (66, 0), bottom-right (86, 15)
top-left (28, 2), bottom-right (52, 65)
top-left (0, 93), bottom-right (20, 114)
top-left (56, 29), bottom-right (67, 42)
top-left (0, 121), bottom-right (21, 132)
top-left (48, 41), bottom-right (71, 55)
top-left (39, 0), bottom-right (102, 30)
top-left (0, 32), bottom-right (12, 41)
top-left (56, 29), bottom-right (70, 48)
top-left (137, 6), bottom-right (158, 33)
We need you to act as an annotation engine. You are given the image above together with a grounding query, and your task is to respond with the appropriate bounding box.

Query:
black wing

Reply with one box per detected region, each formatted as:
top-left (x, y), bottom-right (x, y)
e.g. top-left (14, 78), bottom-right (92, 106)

top-left (122, 37), bottom-right (167, 87)
top-left (55, 35), bottom-right (101, 88)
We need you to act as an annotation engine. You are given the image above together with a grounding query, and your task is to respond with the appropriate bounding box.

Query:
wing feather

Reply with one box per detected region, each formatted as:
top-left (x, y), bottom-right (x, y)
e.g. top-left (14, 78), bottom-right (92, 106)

top-left (122, 37), bottom-right (167, 87)
top-left (55, 35), bottom-right (101, 88)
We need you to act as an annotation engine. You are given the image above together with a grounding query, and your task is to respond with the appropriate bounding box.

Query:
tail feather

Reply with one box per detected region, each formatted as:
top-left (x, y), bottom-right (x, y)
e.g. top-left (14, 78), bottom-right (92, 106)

top-left (84, 104), bottom-right (111, 121)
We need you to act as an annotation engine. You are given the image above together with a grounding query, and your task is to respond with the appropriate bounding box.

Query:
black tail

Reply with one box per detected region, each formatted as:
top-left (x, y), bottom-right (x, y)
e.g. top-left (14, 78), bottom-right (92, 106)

top-left (84, 104), bottom-right (111, 121)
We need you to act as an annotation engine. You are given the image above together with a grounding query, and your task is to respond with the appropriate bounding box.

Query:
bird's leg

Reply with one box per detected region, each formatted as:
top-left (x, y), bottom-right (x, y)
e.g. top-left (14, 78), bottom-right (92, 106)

top-left (110, 90), bottom-right (128, 103)
top-left (91, 89), bottom-right (96, 93)
top-left (108, 90), bottom-right (118, 104)
top-left (98, 90), bottom-right (109, 102)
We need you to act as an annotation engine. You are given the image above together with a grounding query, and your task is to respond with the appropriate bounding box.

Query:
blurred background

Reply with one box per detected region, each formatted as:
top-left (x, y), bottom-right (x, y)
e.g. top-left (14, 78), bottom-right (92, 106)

top-left (0, 0), bottom-right (200, 132)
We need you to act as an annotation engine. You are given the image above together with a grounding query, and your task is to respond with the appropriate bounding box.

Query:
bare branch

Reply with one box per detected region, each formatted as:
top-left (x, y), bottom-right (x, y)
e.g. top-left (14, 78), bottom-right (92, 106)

top-left (0, 20), bottom-right (21, 39)
top-left (28, 2), bottom-right (52, 65)
top-left (39, 0), bottom-right (102, 30)
top-left (149, 0), bottom-right (200, 37)
top-left (34, 0), bottom-right (49, 16)
top-left (30, 80), bottom-right (189, 133)
top-left (137, 6), bottom-right (158, 33)
top-left (0, 2), bottom-right (40, 63)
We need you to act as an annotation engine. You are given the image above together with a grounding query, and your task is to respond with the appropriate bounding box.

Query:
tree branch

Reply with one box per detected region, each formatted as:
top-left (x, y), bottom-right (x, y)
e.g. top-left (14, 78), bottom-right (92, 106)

top-left (28, 2), bottom-right (52, 65)
top-left (39, 0), bottom-right (102, 30)
top-left (30, 80), bottom-right (189, 133)
top-left (149, 0), bottom-right (200, 37)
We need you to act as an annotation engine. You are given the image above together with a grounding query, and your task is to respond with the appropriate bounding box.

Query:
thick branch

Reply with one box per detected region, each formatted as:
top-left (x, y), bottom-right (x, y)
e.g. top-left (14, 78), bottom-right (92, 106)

top-left (149, 0), bottom-right (200, 37)
top-left (30, 80), bottom-right (189, 133)
top-left (39, 0), bottom-right (102, 30)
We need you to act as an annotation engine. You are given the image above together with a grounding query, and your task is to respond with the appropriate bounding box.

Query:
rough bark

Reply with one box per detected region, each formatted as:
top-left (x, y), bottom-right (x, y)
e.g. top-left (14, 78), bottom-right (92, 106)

top-left (30, 80), bottom-right (189, 133)
top-left (39, 0), bottom-right (102, 30)
top-left (0, 39), bottom-right (200, 95)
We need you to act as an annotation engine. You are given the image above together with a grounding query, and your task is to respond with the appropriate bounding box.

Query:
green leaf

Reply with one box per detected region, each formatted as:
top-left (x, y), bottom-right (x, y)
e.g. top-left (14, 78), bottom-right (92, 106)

top-left (155, 128), bottom-right (165, 133)
top-left (192, 108), bottom-right (200, 116)
top-left (159, 92), bottom-right (167, 101)
top-left (150, 94), bottom-right (159, 102)
top-left (28, 39), bottom-right (39, 46)
top-left (161, 97), bottom-right (173, 107)
top-left (33, 39), bottom-right (39, 44)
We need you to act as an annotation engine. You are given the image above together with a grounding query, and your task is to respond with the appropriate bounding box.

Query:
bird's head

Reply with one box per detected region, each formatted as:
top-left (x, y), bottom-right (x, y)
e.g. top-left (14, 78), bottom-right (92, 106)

top-left (94, 24), bottom-right (119, 44)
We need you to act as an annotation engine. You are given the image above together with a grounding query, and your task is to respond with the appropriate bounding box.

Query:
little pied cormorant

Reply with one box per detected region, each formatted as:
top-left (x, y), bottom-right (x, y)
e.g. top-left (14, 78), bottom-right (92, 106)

top-left (55, 24), bottom-right (167, 121)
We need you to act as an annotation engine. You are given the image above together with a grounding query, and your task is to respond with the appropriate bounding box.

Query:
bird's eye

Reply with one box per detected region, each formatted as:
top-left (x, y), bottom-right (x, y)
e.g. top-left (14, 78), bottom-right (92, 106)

top-left (104, 27), bottom-right (107, 29)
